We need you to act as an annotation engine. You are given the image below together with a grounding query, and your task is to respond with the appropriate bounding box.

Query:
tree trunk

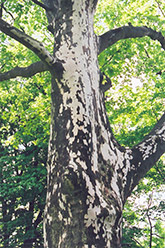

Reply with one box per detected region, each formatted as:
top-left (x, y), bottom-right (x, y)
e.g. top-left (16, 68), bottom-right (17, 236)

top-left (43, 1), bottom-right (124, 247)
top-left (37, 0), bottom-right (165, 247)
top-left (0, 0), bottom-right (164, 247)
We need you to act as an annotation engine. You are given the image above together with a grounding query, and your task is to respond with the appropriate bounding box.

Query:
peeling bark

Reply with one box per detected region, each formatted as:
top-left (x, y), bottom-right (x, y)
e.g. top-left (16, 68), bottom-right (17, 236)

top-left (124, 113), bottom-right (165, 200)
top-left (43, 1), bottom-right (124, 247)
top-left (0, 0), bottom-right (164, 247)
top-left (0, 19), bottom-right (56, 66)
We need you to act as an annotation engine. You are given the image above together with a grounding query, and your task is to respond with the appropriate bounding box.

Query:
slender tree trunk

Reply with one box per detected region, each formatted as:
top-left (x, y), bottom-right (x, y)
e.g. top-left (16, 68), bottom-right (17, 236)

top-left (43, 1), bottom-right (124, 247)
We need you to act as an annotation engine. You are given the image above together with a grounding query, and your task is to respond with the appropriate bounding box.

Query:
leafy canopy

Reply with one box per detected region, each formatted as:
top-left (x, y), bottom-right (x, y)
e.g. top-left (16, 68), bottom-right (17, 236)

top-left (0, 0), bottom-right (164, 247)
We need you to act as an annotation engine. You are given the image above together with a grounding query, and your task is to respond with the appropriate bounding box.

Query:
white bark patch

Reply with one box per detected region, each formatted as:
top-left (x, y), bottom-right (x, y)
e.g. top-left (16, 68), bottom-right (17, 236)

top-left (95, 181), bottom-right (107, 208)
top-left (156, 125), bottom-right (165, 135)
top-left (58, 211), bottom-right (63, 221)
top-left (59, 198), bottom-right (65, 210)
top-left (52, 183), bottom-right (58, 195)
top-left (116, 149), bottom-right (125, 166)
top-left (110, 173), bottom-right (122, 206)
top-left (110, 149), bottom-right (127, 207)
top-left (122, 149), bottom-right (132, 183)
top-left (66, 119), bottom-right (71, 130)
top-left (82, 171), bottom-right (95, 197)
top-left (83, 246), bottom-right (96, 248)
top-left (47, 214), bottom-right (52, 224)
top-left (68, 204), bottom-right (72, 218)
top-left (109, 149), bottom-right (117, 164)
top-left (11, 29), bottom-right (56, 65)
top-left (100, 143), bottom-right (110, 161)
top-left (138, 136), bottom-right (158, 160)
top-left (84, 205), bottom-right (101, 227)
top-left (61, 194), bottom-right (66, 203)
top-left (58, 232), bottom-right (67, 248)
top-left (76, 157), bottom-right (87, 170)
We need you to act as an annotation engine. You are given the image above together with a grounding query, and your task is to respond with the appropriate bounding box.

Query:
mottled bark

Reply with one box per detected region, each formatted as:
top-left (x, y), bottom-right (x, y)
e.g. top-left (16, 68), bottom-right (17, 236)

top-left (43, 1), bottom-right (124, 247)
top-left (0, 0), bottom-right (164, 247)
top-left (0, 19), bottom-right (56, 66)
top-left (124, 113), bottom-right (165, 200)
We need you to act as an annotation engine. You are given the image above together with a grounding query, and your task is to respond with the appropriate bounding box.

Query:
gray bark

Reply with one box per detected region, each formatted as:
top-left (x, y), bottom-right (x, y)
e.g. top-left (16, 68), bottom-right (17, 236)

top-left (0, 18), bottom-right (56, 66)
top-left (0, 0), bottom-right (164, 247)
top-left (0, 61), bottom-right (48, 81)
top-left (99, 25), bottom-right (165, 53)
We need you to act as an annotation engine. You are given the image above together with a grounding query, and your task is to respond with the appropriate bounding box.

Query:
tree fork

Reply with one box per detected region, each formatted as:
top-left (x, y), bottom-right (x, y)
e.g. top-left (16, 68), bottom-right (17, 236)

top-left (0, 0), bottom-right (164, 247)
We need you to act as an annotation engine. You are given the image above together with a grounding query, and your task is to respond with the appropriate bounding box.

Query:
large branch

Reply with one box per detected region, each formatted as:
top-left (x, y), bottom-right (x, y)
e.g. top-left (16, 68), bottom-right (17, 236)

top-left (124, 113), bottom-right (165, 200)
top-left (31, 0), bottom-right (52, 11)
top-left (99, 24), bottom-right (165, 54)
top-left (0, 19), bottom-right (56, 66)
top-left (0, 61), bottom-right (48, 81)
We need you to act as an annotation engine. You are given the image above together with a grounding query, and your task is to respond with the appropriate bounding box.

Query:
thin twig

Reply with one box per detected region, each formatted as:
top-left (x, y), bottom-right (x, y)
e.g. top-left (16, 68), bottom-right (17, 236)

top-left (0, 1), bottom-right (15, 20)
top-left (153, 233), bottom-right (164, 239)
top-left (144, 48), bottom-right (150, 58)
top-left (155, 0), bottom-right (165, 18)
top-left (132, 238), bottom-right (143, 247)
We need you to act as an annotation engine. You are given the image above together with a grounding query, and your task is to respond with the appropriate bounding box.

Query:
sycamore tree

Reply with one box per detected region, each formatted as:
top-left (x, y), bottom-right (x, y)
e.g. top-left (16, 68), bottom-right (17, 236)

top-left (0, 0), bottom-right (165, 247)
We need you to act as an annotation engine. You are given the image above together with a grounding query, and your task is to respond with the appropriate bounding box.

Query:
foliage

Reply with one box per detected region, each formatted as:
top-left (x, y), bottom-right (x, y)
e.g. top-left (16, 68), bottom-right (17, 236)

top-left (0, 70), bottom-right (50, 247)
top-left (0, 2), bottom-right (52, 246)
top-left (0, 0), bottom-right (164, 247)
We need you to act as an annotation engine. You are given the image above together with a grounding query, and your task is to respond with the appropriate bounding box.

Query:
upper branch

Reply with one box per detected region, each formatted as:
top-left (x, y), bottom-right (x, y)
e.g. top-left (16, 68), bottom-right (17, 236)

top-left (124, 113), bottom-right (165, 200)
top-left (31, 0), bottom-right (52, 11)
top-left (99, 25), bottom-right (165, 54)
top-left (0, 19), bottom-right (56, 66)
top-left (0, 61), bottom-right (48, 81)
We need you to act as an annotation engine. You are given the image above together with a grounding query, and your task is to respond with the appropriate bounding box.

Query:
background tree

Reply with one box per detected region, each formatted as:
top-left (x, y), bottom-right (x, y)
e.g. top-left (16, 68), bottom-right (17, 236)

top-left (0, 0), bottom-right (164, 247)
top-left (0, 69), bottom-right (49, 247)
